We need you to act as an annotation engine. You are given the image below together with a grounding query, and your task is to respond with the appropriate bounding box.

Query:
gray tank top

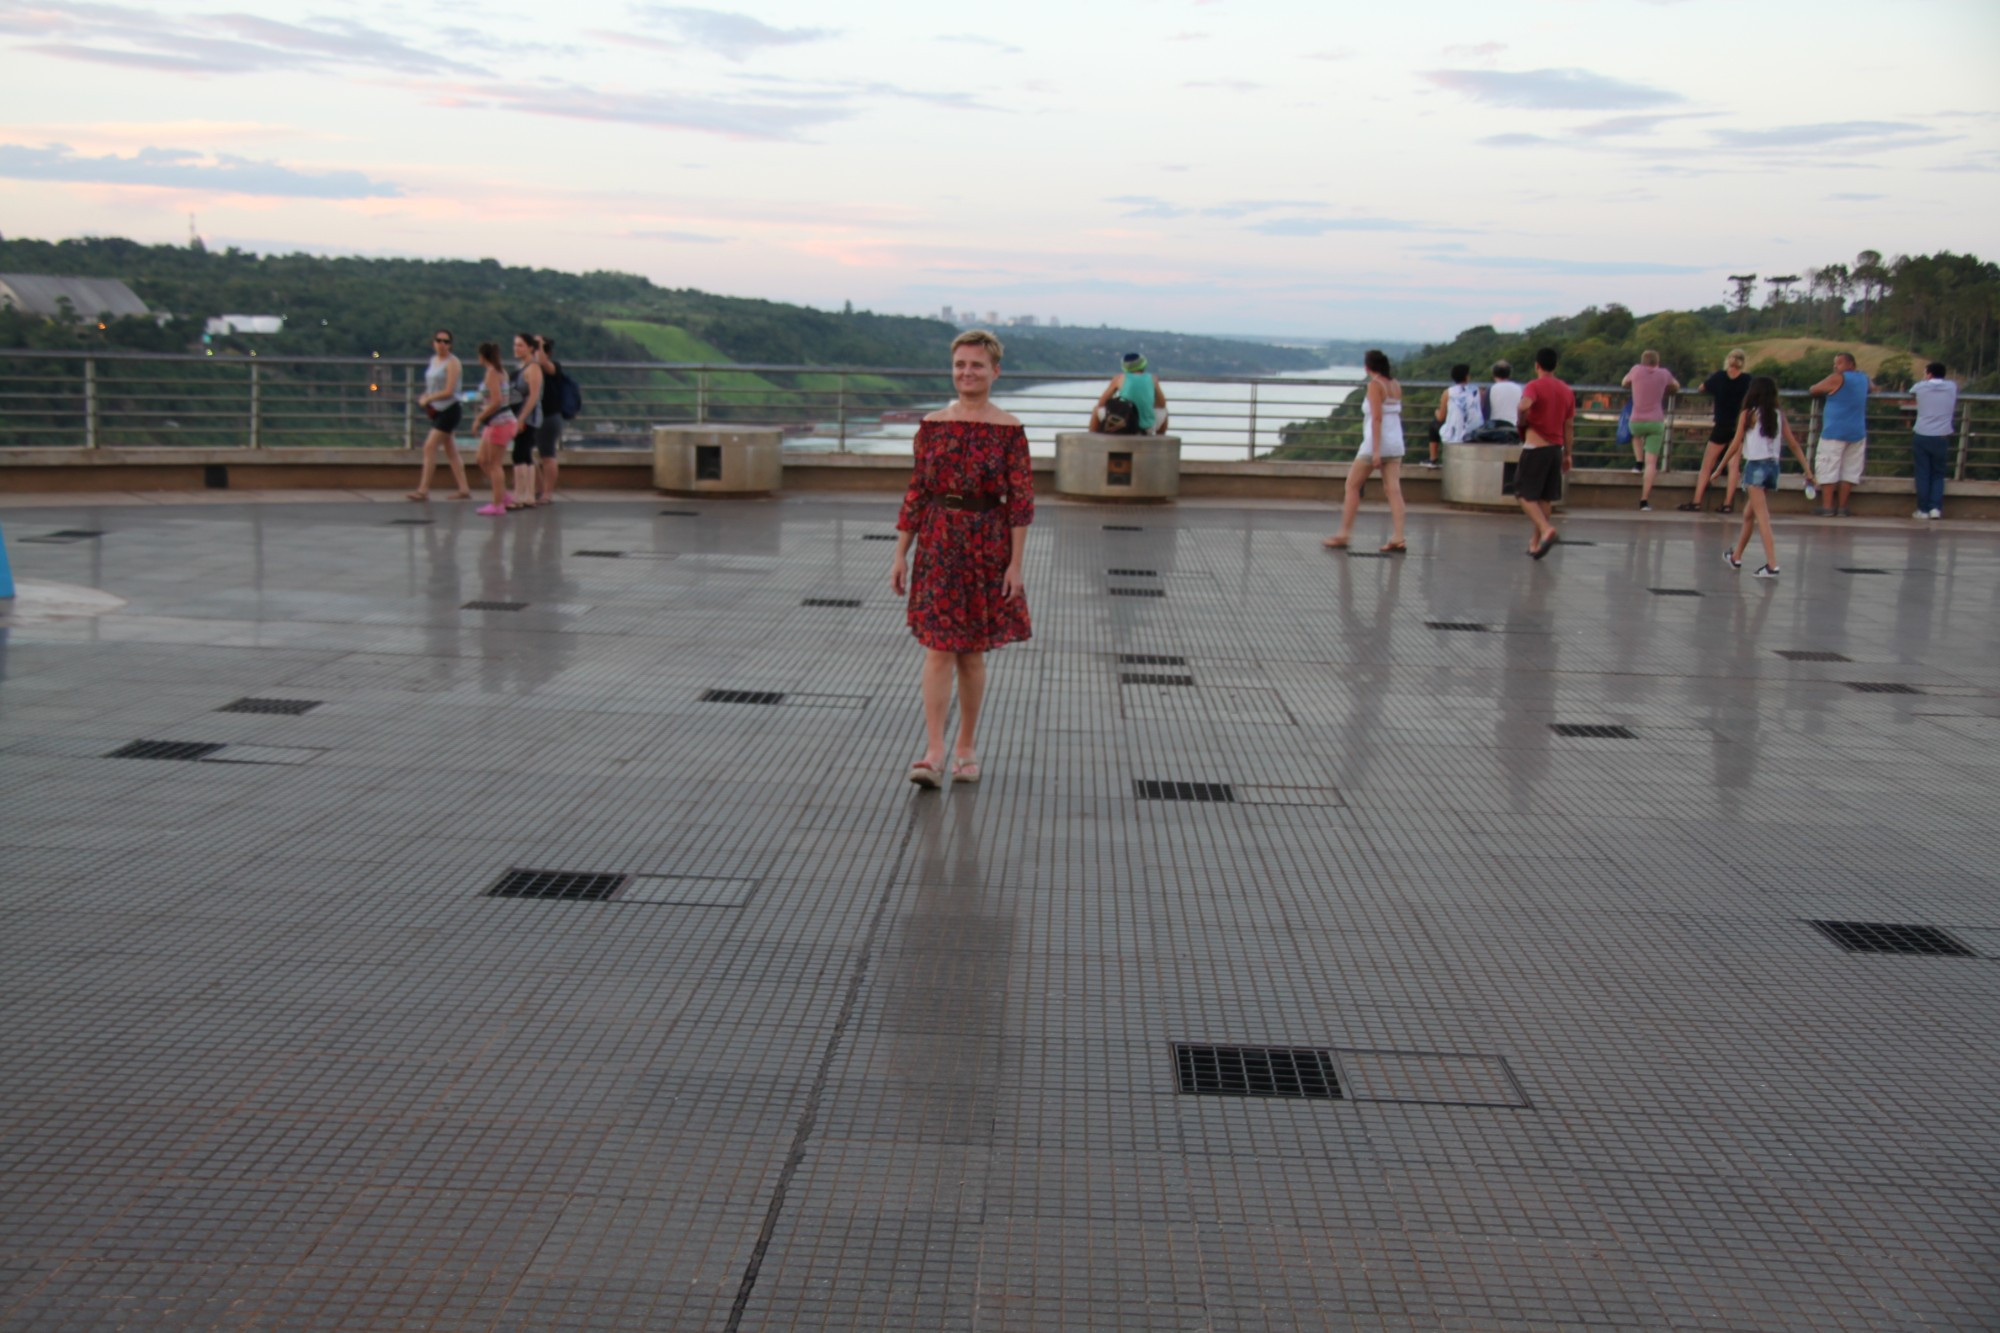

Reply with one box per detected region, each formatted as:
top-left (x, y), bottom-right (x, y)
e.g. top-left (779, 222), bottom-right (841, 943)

top-left (509, 367), bottom-right (542, 428)
top-left (424, 355), bottom-right (453, 402)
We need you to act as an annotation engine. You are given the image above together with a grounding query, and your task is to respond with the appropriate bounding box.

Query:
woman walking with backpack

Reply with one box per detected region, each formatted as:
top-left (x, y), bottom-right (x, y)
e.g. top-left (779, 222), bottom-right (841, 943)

top-left (1721, 376), bottom-right (1814, 579)
top-left (407, 328), bottom-right (471, 501)
top-left (1322, 349), bottom-right (1409, 554)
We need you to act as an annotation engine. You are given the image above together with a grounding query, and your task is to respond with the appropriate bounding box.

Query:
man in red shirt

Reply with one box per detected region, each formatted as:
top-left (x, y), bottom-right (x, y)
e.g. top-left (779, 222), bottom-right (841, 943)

top-left (1515, 346), bottom-right (1575, 558)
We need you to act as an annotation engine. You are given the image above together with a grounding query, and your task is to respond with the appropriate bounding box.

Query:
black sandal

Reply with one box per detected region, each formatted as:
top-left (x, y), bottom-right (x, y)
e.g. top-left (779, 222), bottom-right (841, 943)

top-left (1718, 504), bottom-right (1734, 514)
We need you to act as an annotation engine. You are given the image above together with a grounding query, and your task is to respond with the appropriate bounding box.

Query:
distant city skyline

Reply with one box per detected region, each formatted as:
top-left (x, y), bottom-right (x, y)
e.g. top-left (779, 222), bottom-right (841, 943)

top-left (2, 0), bottom-right (1996, 340)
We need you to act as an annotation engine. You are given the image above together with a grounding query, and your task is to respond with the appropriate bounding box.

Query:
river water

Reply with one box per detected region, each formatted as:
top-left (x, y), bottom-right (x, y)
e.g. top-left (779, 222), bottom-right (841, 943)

top-left (789, 365), bottom-right (1367, 461)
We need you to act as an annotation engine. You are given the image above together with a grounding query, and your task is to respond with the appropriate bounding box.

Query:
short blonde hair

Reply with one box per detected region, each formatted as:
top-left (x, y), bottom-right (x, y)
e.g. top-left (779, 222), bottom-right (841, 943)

top-left (1726, 347), bottom-right (1747, 368)
top-left (1640, 349), bottom-right (1660, 367)
top-left (951, 328), bottom-right (1004, 366)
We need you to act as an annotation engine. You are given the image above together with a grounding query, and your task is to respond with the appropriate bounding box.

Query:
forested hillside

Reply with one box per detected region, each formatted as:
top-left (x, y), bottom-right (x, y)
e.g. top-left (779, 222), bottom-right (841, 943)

top-left (0, 236), bottom-right (1326, 377)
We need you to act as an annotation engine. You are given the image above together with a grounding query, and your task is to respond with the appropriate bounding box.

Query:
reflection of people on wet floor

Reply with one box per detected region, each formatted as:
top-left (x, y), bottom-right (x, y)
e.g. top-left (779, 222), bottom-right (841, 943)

top-left (409, 328), bottom-right (470, 501)
top-left (1322, 350), bottom-right (1409, 554)
top-left (1516, 347), bottom-right (1575, 559)
top-left (892, 330), bottom-right (1034, 789)
top-left (470, 342), bottom-right (517, 516)
top-left (1721, 376), bottom-right (1814, 579)
top-left (1089, 352), bottom-right (1169, 435)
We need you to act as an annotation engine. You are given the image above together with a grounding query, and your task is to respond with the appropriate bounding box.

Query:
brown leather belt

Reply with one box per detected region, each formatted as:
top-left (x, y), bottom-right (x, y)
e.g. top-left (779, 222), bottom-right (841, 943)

top-left (931, 492), bottom-right (1003, 512)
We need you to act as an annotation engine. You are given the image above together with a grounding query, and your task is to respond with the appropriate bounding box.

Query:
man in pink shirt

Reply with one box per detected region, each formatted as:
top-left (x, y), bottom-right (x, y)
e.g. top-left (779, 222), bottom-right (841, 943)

top-left (1621, 349), bottom-right (1680, 511)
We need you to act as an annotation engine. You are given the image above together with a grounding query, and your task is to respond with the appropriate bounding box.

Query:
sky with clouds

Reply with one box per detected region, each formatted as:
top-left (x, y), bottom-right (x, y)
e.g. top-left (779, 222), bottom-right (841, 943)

top-left (2, 0), bottom-right (1996, 339)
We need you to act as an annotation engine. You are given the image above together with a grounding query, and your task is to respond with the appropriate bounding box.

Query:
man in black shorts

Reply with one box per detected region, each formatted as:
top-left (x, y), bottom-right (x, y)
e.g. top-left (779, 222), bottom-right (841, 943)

top-left (1515, 346), bottom-right (1575, 558)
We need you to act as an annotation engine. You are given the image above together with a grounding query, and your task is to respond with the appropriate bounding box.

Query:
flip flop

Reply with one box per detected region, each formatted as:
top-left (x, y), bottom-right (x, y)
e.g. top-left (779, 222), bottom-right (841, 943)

top-left (1321, 536), bottom-right (1350, 550)
top-left (950, 755), bottom-right (980, 784)
top-left (908, 759), bottom-right (942, 789)
top-left (1379, 541), bottom-right (1407, 554)
top-left (406, 491), bottom-right (429, 502)
top-left (1530, 533), bottom-right (1555, 560)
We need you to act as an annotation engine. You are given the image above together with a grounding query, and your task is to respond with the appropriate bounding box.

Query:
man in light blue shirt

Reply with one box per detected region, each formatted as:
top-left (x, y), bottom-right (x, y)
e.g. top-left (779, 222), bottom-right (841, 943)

top-left (1907, 362), bottom-right (1957, 520)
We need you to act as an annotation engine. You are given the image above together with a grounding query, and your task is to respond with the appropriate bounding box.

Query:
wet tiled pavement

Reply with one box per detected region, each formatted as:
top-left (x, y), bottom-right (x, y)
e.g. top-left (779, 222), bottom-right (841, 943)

top-left (1, 492), bottom-right (1997, 1330)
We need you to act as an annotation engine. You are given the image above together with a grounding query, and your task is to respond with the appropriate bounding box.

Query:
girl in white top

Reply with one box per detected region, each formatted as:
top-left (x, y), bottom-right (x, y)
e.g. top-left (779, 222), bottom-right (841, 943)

top-left (1721, 375), bottom-right (1813, 578)
top-left (1323, 350), bottom-right (1410, 554)
top-left (407, 328), bottom-right (470, 501)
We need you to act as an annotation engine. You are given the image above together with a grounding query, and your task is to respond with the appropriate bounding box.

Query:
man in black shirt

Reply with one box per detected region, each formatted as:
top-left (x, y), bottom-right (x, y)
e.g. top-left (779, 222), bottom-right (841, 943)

top-left (1682, 348), bottom-right (1751, 512)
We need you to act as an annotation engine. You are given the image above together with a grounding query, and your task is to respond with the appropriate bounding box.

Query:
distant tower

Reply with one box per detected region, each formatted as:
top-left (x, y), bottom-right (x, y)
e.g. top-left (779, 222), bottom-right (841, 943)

top-left (188, 213), bottom-right (206, 253)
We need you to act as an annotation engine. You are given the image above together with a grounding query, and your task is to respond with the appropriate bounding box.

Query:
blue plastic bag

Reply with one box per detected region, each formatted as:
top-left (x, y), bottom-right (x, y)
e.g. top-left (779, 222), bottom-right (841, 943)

top-left (1615, 399), bottom-right (1634, 446)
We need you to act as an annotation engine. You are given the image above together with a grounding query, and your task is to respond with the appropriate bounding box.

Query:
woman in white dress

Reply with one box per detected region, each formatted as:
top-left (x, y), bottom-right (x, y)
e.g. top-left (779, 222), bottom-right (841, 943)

top-left (1323, 349), bottom-right (1409, 554)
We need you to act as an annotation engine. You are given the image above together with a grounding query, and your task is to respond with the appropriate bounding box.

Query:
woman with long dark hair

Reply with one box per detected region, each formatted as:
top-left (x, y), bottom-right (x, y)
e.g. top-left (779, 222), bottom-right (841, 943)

top-left (891, 329), bottom-right (1033, 787)
top-left (1721, 376), bottom-right (1814, 578)
top-left (469, 342), bottom-right (517, 516)
top-left (1322, 349), bottom-right (1408, 553)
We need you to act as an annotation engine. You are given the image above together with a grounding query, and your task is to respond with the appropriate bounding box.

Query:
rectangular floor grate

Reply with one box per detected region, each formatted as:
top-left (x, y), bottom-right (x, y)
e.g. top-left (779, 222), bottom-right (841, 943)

top-left (1837, 567), bottom-right (1891, 575)
top-left (1426, 621), bottom-right (1489, 632)
top-left (1649, 588), bottom-right (1702, 597)
top-left (1119, 653), bottom-right (1187, 666)
top-left (216, 698), bottom-right (322, 716)
top-left (461, 600), bottom-right (527, 611)
top-left (573, 549), bottom-right (625, 558)
top-left (105, 740), bottom-right (227, 761)
top-left (861, 533), bottom-right (897, 541)
top-left (1122, 673), bottom-right (1194, 686)
top-left (702, 688), bottom-right (785, 705)
top-left (1550, 723), bottom-right (1636, 738)
top-left (1849, 682), bottom-right (1921, 695)
top-left (486, 868), bottom-right (629, 901)
top-left (1110, 587), bottom-right (1166, 598)
top-left (1108, 568), bottom-right (1158, 577)
top-left (1347, 551), bottom-right (1393, 559)
top-left (1555, 539), bottom-right (1597, 547)
top-left (1103, 524), bottom-right (1144, 531)
top-left (1175, 1044), bottom-right (1341, 1099)
top-left (1809, 920), bottom-right (1975, 957)
top-left (1778, 650), bottom-right (1851, 662)
top-left (801, 597), bottom-right (862, 608)
top-left (386, 518), bottom-right (434, 526)
top-left (20, 529), bottom-right (106, 544)
top-left (659, 509), bottom-right (700, 517)
top-left (1135, 779), bottom-right (1234, 803)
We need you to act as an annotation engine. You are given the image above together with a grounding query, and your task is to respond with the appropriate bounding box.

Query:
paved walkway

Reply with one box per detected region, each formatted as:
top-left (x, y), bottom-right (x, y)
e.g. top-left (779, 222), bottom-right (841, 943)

top-left (2, 493), bottom-right (1996, 1330)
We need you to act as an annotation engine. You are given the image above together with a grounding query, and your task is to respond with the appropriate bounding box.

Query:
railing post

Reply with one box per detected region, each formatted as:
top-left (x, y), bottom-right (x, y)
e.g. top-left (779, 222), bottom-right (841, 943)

top-left (83, 356), bottom-right (98, 448)
top-left (696, 369), bottom-right (707, 424)
top-left (403, 364), bottom-right (417, 449)
top-left (248, 360), bottom-right (261, 449)
top-left (1954, 398), bottom-right (1972, 481)
top-left (1806, 395), bottom-right (1822, 449)
top-left (836, 373), bottom-right (848, 453)
top-left (1247, 381), bottom-right (1258, 460)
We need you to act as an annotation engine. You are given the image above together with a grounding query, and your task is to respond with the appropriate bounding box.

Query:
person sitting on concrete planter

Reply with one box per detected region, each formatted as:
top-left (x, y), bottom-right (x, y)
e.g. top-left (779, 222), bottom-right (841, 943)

top-left (1090, 352), bottom-right (1170, 436)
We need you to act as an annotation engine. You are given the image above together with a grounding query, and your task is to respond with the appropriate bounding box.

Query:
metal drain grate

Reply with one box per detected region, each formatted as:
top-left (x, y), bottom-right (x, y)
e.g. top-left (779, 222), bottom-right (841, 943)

top-left (1649, 587), bottom-right (1702, 597)
top-left (1426, 621), bottom-right (1489, 632)
top-left (461, 600), bottom-right (527, 611)
top-left (386, 518), bottom-right (434, 526)
top-left (1119, 653), bottom-right (1187, 666)
top-left (217, 698), bottom-right (322, 716)
top-left (1837, 567), bottom-right (1890, 575)
top-left (105, 740), bottom-right (226, 761)
top-left (861, 533), bottom-right (897, 541)
top-left (1175, 1044), bottom-right (1341, 1099)
top-left (659, 509), bottom-right (700, 517)
top-left (1110, 587), bottom-right (1166, 598)
top-left (19, 529), bottom-right (106, 544)
top-left (1122, 672), bottom-right (1194, 686)
top-left (1778, 650), bottom-right (1851, 662)
top-left (1135, 779), bottom-right (1234, 802)
top-left (487, 868), bottom-right (629, 901)
top-left (1556, 539), bottom-right (1597, 547)
top-left (574, 549), bottom-right (625, 558)
top-left (1849, 682), bottom-right (1920, 695)
top-left (1809, 920), bottom-right (1974, 957)
top-left (1550, 723), bottom-right (1636, 738)
top-left (1103, 524), bottom-right (1144, 531)
top-left (801, 597), bottom-right (862, 608)
top-left (1108, 568), bottom-right (1158, 577)
top-left (702, 688), bottom-right (785, 705)
top-left (1347, 551), bottom-right (1393, 559)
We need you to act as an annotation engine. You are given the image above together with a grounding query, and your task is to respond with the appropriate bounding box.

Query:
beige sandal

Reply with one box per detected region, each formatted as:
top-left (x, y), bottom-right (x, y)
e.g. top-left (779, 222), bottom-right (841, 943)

top-left (908, 759), bottom-right (942, 789)
top-left (950, 754), bottom-right (980, 783)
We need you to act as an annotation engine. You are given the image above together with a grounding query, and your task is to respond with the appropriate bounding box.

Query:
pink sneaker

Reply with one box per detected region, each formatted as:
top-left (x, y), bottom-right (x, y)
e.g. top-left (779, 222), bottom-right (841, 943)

top-left (476, 503), bottom-right (507, 516)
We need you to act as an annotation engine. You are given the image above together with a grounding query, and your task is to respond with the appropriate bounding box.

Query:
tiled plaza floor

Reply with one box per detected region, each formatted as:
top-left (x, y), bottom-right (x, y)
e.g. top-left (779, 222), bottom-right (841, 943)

top-left (1, 490), bottom-right (1996, 1331)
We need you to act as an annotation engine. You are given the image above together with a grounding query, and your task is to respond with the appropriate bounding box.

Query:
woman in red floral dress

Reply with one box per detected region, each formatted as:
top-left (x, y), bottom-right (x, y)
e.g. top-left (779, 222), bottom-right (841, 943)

top-left (891, 330), bottom-right (1034, 787)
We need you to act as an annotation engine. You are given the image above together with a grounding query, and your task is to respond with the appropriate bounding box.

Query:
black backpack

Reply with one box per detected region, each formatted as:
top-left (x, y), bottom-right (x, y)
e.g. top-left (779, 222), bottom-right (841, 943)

top-left (549, 364), bottom-right (582, 421)
top-left (1466, 422), bottom-right (1520, 444)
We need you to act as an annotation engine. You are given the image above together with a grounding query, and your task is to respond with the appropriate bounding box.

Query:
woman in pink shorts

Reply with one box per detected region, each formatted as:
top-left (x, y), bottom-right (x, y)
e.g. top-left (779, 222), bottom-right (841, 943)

top-left (470, 342), bottom-right (518, 516)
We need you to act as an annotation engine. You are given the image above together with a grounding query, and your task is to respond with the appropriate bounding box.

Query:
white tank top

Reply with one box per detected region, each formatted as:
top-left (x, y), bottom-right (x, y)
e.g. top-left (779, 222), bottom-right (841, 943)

top-left (424, 355), bottom-right (453, 401)
top-left (1742, 410), bottom-right (1783, 462)
top-left (1362, 391), bottom-right (1403, 456)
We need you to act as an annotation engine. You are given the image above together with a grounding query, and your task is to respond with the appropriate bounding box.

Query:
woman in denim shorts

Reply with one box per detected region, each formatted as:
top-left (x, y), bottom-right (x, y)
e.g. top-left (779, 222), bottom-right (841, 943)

top-left (1721, 377), bottom-right (1814, 578)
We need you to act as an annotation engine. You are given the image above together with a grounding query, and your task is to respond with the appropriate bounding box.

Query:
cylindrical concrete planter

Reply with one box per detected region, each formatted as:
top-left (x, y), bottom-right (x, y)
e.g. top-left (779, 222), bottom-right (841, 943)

top-left (652, 426), bottom-right (783, 497)
top-left (1441, 440), bottom-right (1553, 511)
top-left (1054, 432), bottom-right (1181, 501)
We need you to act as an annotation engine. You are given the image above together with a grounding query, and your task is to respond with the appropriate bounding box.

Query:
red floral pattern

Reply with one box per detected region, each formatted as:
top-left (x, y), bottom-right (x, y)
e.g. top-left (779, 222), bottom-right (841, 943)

top-left (896, 419), bottom-right (1035, 653)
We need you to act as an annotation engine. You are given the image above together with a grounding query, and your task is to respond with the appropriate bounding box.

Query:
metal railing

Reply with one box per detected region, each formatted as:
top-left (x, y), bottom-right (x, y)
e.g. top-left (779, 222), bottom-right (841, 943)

top-left (1, 350), bottom-right (1995, 478)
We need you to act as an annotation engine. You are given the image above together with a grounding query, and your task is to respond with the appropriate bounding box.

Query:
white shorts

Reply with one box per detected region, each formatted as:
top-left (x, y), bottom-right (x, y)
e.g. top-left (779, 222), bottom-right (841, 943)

top-left (1815, 436), bottom-right (1866, 485)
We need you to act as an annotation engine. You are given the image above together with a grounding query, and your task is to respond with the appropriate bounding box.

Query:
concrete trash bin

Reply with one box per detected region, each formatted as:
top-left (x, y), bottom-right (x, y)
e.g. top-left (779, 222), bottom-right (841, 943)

top-left (1442, 440), bottom-right (1551, 511)
top-left (1054, 432), bottom-right (1181, 501)
top-left (652, 426), bottom-right (783, 497)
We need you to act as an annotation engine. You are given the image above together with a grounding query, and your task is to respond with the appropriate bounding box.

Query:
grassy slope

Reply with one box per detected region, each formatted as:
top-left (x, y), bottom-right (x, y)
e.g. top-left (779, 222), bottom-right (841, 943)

top-left (1731, 337), bottom-right (1913, 375)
